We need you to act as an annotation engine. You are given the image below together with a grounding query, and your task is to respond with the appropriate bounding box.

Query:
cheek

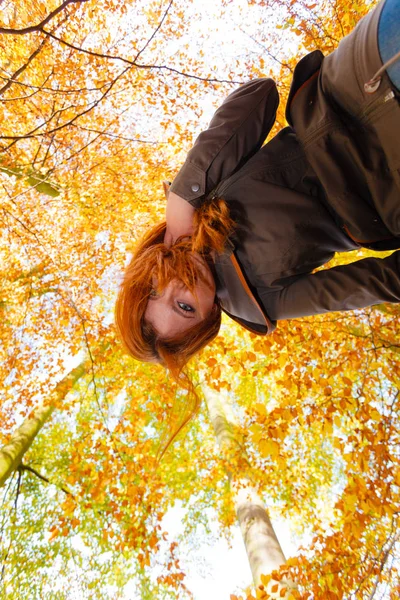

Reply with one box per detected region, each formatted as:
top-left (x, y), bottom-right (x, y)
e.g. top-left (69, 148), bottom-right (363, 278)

top-left (144, 300), bottom-right (162, 328)
top-left (144, 301), bottom-right (152, 322)
top-left (145, 302), bottom-right (166, 336)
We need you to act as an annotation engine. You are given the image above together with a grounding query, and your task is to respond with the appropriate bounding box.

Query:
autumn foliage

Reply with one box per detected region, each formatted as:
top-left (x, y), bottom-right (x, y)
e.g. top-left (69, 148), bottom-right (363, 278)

top-left (1, 1), bottom-right (399, 599)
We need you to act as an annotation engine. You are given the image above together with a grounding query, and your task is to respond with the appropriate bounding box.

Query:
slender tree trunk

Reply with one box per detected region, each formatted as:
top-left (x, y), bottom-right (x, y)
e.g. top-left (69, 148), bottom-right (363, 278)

top-left (0, 359), bottom-right (88, 487)
top-left (204, 386), bottom-right (294, 598)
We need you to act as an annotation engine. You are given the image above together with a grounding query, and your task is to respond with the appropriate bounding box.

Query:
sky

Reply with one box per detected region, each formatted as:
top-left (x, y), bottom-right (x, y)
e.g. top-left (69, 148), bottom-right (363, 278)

top-left (122, 500), bottom-right (301, 599)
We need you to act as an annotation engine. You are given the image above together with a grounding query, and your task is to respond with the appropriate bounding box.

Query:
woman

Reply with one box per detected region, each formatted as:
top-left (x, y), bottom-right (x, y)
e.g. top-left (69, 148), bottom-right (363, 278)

top-left (116, 0), bottom-right (400, 383)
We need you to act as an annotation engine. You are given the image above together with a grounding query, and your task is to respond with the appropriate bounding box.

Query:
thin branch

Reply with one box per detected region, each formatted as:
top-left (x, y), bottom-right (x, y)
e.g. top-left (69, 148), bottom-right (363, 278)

top-left (13, 469), bottom-right (22, 512)
top-left (71, 123), bottom-right (159, 144)
top-left (0, 81), bottom-right (51, 102)
top-left (0, 64), bottom-right (132, 147)
top-left (0, 36), bottom-right (49, 97)
top-left (133, 0), bottom-right (174, 63)
top-left (34, 92), bottom-right (67, 168)
top-left (0, 72), bottom-right (109, 95)
top-left (0, 11), bottom-right (71, 98)
top-left (0, 472), bottom-right (18, 583)
top-left (326, 0), bottom-right (345, 39)
top-left (366, 530), bottom-right (400, 599)
top-left (237, 24), bottom-right (294, 73)
top-left (59, 107), bottom-right (141, 163)
top-left (42, 29), bottom-right (243, 85)
top-left (0, 0), bottom-right (89, 35)
top-left (67, 304), bottom-right (109, 429)
top-left (1, 204), bottom-right (43, 245)
top-left (19, 464), bottom-right (72, 496)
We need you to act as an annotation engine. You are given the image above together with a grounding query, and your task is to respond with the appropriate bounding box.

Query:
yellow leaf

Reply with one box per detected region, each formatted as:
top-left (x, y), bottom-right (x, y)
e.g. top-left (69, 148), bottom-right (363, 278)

top-left (259, 439), bottom-right (280, 458)
top-left (254, 403), bottom-right (267, 417)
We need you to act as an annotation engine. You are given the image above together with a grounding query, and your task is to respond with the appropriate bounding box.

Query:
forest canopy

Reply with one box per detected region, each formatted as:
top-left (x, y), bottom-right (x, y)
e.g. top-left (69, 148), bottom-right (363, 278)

top-left (1, 1), bottom-right (399, 599)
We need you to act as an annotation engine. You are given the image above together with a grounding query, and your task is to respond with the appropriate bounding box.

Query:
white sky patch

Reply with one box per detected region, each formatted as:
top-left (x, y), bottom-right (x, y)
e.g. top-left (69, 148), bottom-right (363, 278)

top-left (123, 500), bottom-right (302, 600)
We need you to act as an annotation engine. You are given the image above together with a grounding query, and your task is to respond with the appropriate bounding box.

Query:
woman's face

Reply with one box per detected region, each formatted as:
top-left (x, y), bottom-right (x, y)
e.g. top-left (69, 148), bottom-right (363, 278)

top-left (144, 255), bottom-right (216, 338)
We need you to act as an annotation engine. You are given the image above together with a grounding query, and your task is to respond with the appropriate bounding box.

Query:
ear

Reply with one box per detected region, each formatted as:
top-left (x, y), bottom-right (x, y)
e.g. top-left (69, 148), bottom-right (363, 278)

top-left (212, 299), bottom-right (220, 312)
top-left (162, 181), bottom-right (171, 200)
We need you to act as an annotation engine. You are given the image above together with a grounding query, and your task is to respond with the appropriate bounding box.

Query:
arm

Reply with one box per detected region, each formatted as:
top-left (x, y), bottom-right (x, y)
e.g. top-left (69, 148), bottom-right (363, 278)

top-left (169, 78), bottom-right (279, 206)
top-left (262, 251), bottom-right (400, 321)
top-left (164, 190), bottom-right (195, 247)
top-left (165, 78), bottom-right (279, 244)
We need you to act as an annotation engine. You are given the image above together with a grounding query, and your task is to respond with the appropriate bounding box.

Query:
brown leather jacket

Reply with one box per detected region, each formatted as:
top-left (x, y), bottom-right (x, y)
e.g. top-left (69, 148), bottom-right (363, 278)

top-left (170, 1), bottom-right (400, 335)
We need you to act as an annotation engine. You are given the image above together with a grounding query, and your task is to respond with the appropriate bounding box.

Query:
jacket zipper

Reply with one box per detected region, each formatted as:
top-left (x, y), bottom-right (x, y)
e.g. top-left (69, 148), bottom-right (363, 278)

top-left (359, 89), bottom-right (396, 122)
top-left (301, 89), bottom-right (396, 147)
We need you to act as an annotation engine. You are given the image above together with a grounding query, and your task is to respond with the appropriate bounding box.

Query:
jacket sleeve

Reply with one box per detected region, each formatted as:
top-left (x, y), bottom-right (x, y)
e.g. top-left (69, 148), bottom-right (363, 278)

top-left (169, 79), bottom-right (279, 207)
top-left (262, 251), bottom-right (400, 321)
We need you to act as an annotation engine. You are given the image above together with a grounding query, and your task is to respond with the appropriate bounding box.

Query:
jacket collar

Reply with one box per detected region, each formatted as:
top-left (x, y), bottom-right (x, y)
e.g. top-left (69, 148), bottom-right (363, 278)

top-left (214, 242), bottom-right (276, 335)
top-left (286, 50), bottom-right (324, 126)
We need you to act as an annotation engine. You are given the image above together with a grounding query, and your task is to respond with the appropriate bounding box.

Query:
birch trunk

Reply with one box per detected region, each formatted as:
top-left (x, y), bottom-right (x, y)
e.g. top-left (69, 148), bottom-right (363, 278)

top-left (204, 386), bottom-right (294, 598)
top-left (0, 359), bottom-right (88, 487)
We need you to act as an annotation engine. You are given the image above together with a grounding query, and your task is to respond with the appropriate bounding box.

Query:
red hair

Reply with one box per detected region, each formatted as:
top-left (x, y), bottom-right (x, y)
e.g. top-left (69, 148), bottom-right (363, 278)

top-left (115, 197), bottom-right (235, 456)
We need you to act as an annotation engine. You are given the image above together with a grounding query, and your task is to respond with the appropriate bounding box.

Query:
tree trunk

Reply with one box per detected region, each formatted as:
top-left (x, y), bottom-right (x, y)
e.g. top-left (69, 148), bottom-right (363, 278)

top-left (0, 359), bottom-right (88, 487)
top-left (204, 386), bottom-right (294, 598)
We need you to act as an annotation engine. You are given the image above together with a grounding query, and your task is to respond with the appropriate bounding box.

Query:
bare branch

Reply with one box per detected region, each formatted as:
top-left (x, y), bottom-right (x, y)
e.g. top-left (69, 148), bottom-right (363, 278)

top-left (42, 29), bottom-right (244, 85)
top-left (0, 0), bottom-right (89, 35)
top-left (19, 464), bottom-right (72, 496)
top-left (13, 468), bottom-right (22, 512)
top-left (1, 203), bottom-right (43, 245)
top-left (0, 64), bottom-right (132, 147)
top-left (366, 525), bottom-right (400, 599)
top-left (71, 123), bottom-right (159, 144)
top-left (133, 0), bottom-right (174, 63)
top-left (237, 25), bottom-right (294, 73)
top-left (0, 36), bottom-right (48, 97)
top-left (0, 72), bottom-right (109, 95)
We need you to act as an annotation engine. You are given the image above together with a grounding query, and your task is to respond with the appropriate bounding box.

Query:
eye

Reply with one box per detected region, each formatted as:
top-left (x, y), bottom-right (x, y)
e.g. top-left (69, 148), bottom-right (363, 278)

top-left (177, 301), bottom-right (195, 313)
top-left (149, 289), bottom-right (158, 297)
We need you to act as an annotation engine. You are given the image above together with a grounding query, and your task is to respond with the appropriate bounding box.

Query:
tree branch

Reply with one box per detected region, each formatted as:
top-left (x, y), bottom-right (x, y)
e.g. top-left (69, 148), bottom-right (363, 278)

top-left (237, 25), bottom-right (294, 73)
top-left (18, 464), bottom-right (73, 496)
top-left (0, 0), bottom-right (89, 35)
top-left (71, 123), bottom-right (159, 144)
top-left (0, 12), bottom-right (70, 98)
top-left (0, 37), bottom-right (49, 97)
top-left (366, 528), bottom-right (400, 599)
top-left (133, 0), bottom-right (174, 63)
top-left (0, 73), bottom-right (109, 95)
top-left (42, 29), bottom-right (243, 85)
top-left (14, 468), bottom-right (22, 512)
top-left (0, 64), bottom-right (132, 147)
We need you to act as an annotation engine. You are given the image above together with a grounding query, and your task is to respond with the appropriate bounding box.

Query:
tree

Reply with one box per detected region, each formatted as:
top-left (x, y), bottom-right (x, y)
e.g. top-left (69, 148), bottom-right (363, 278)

top-left (204, 386), bottom-right (294, 599)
